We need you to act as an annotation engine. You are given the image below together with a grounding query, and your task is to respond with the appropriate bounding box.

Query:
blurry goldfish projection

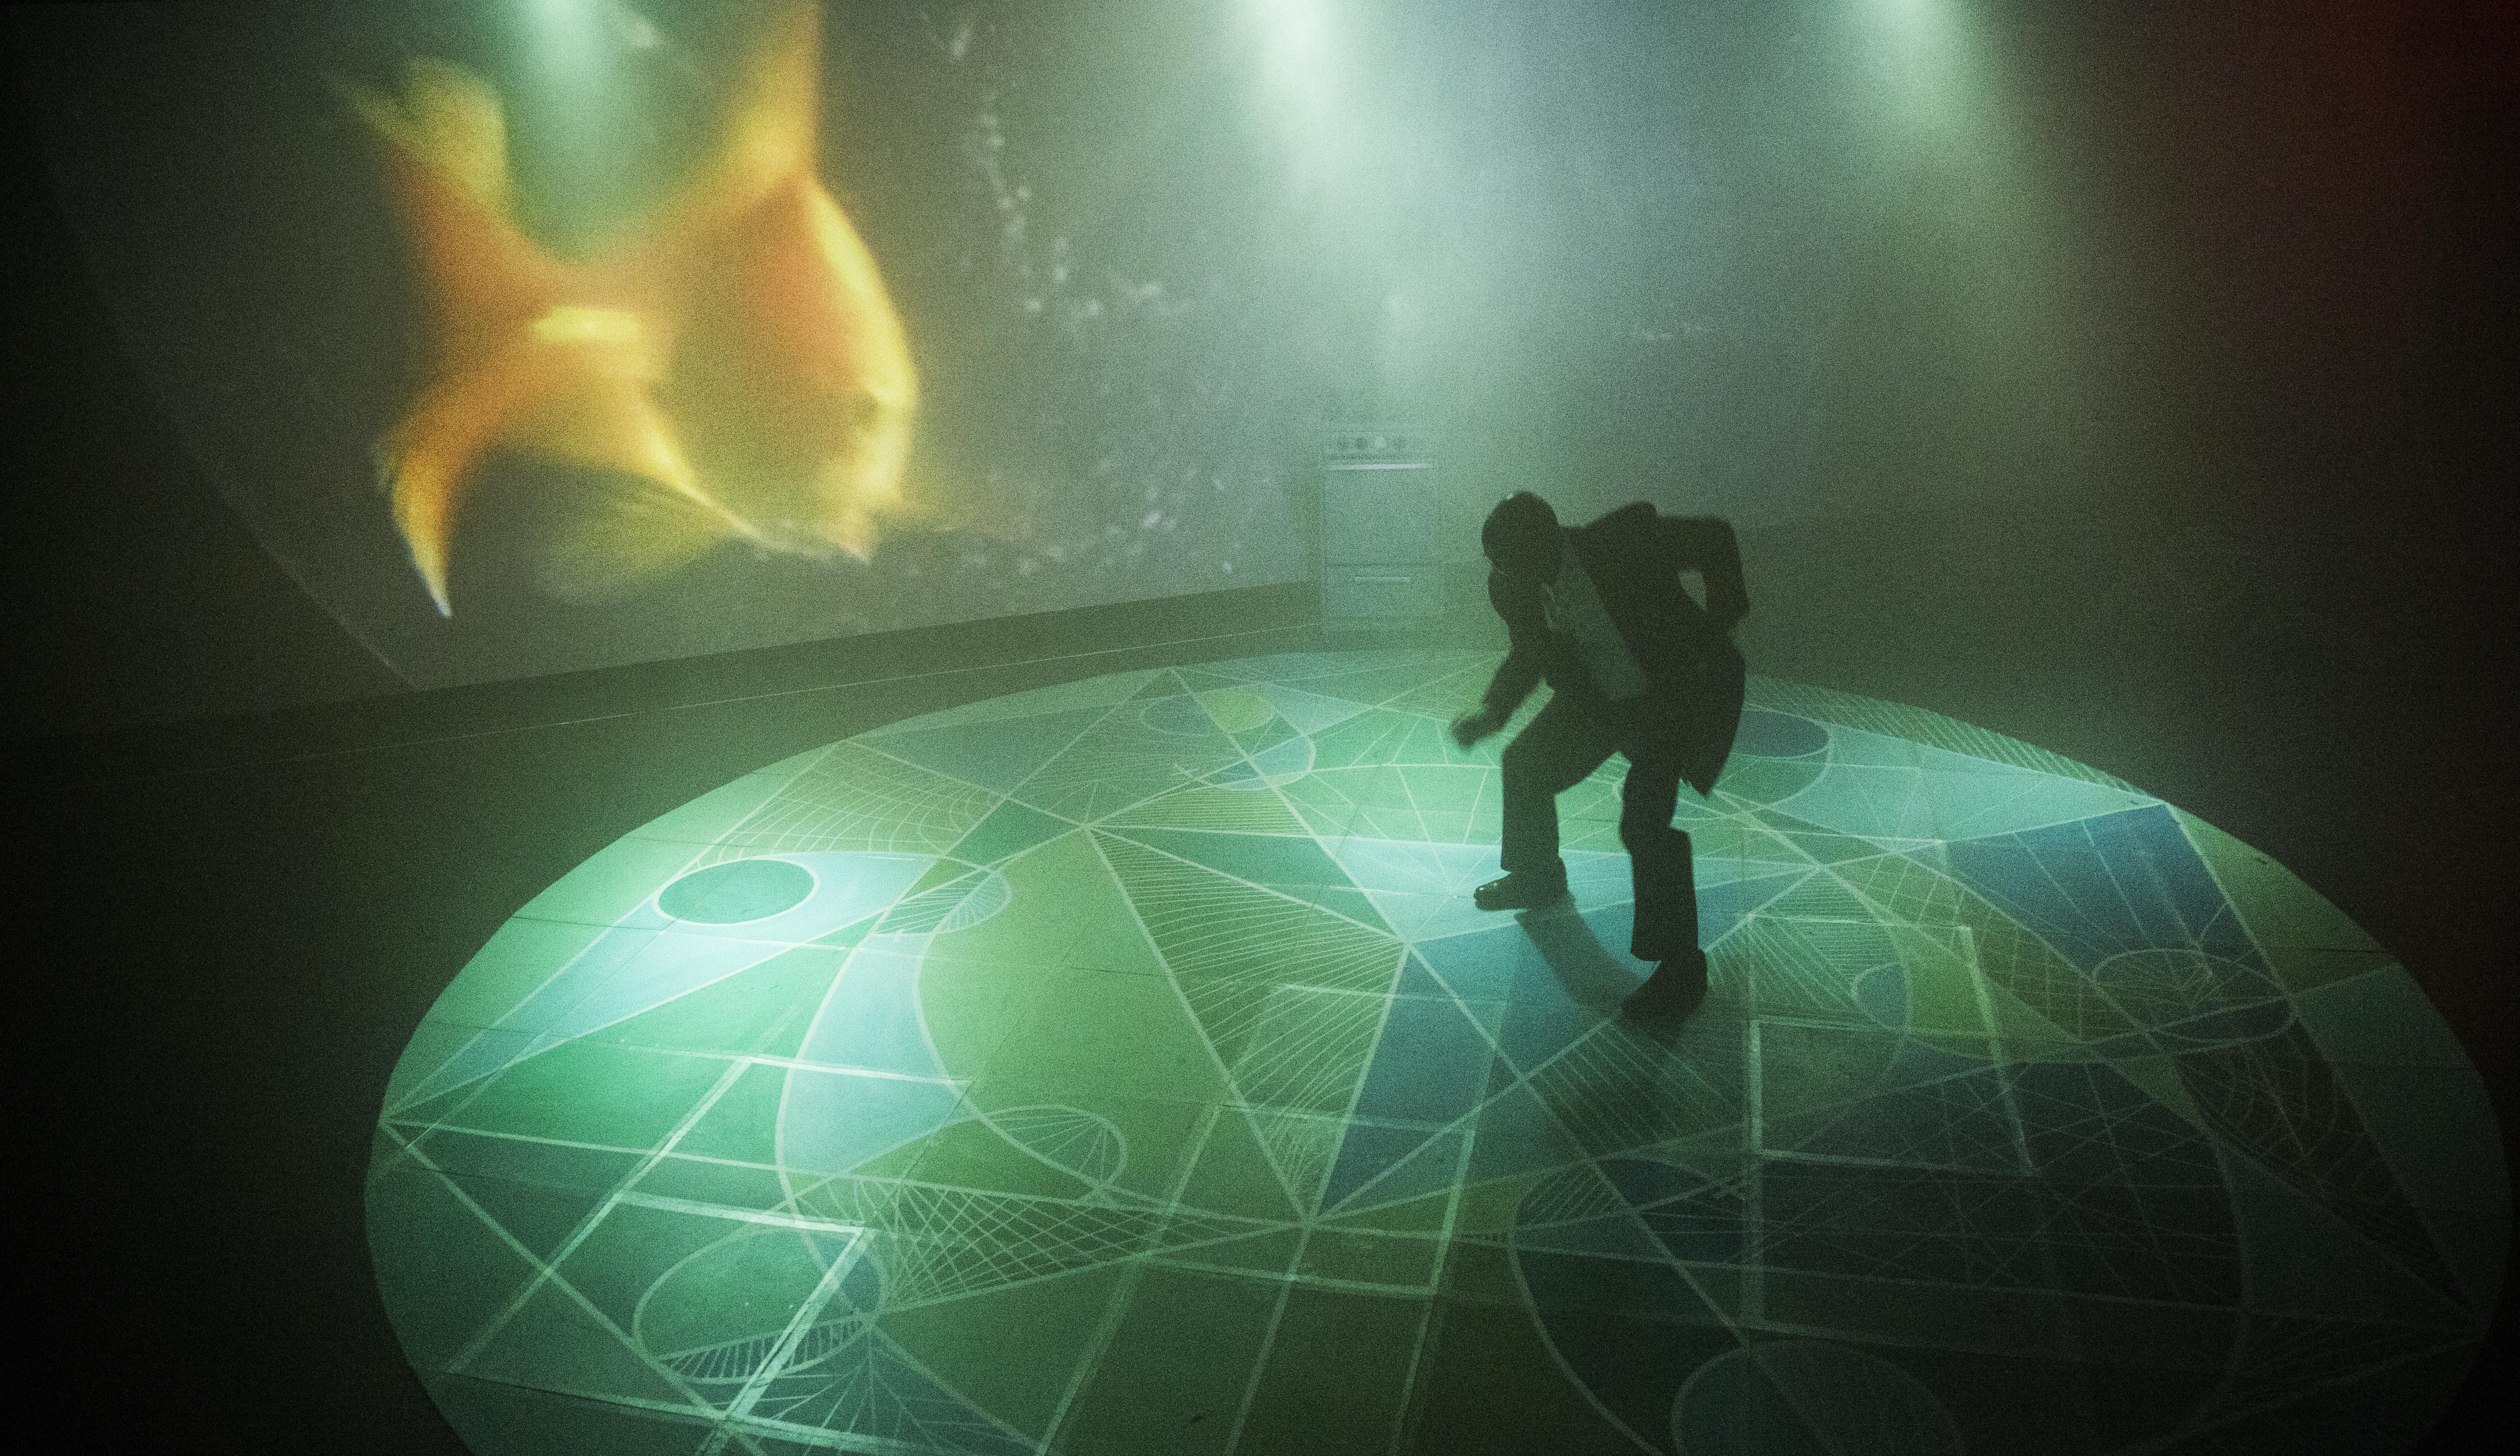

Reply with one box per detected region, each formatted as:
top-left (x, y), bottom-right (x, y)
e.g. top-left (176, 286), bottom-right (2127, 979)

top-left (343, 3), bottom-right (916, 614)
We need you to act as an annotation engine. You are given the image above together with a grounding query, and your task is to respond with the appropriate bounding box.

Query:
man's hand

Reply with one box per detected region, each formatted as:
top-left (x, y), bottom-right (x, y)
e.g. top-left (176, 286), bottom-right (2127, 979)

top-left (1450, 708), bottom-right (1507, 748)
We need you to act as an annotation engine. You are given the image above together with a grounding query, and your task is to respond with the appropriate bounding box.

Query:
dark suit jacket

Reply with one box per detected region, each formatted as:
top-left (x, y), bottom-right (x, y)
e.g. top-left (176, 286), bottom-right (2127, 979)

top-left (1479, 503), bottom-right (1749, 792)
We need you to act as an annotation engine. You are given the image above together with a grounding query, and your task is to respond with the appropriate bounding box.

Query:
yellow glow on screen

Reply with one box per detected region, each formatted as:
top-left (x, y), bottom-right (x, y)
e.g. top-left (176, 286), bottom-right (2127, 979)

top-left (346, 1), bottom-right (917, 614)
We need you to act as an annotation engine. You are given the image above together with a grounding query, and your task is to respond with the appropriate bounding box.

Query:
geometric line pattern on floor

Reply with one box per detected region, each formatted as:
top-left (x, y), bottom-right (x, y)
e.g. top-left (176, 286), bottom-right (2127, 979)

top-left (371, 651), bottom-right (2509, 1455)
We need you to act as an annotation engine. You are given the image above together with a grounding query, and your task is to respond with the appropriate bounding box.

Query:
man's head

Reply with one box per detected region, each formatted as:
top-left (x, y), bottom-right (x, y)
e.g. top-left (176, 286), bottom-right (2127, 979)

top-left (1481, 492), bottom-right (1561, 581)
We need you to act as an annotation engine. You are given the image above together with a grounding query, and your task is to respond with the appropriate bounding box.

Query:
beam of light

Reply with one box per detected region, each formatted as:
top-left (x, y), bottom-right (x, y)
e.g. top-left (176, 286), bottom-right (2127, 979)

top-left (1240, 0), bottom-right (1449, 414)
top-left (519, 0), bottom-right (612, 95)
top-left (1834, 0), bottom-right (2091, 500)
top-left (1850, 0), bottom-right (1976, 142)
top-left (1247, 0), bottom-right (1348, 196)
top-left (343, 1), bottom-right (917, 614)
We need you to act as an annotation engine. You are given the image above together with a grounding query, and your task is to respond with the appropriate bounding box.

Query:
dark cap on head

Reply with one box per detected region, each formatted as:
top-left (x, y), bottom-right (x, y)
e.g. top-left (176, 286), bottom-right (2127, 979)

top-left (1481, 492), bottom-right (1561, 579)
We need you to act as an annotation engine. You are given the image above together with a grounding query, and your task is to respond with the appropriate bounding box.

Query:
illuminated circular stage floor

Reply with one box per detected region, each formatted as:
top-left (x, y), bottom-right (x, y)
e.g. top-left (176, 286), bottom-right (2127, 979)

top-left (369, 651), bottom-right (2506, 1456)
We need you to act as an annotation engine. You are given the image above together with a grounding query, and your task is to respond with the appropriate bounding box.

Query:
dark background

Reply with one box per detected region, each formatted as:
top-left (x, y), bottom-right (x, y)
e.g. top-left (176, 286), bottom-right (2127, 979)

top-left (8, 1), bottom-right (2515, 1452)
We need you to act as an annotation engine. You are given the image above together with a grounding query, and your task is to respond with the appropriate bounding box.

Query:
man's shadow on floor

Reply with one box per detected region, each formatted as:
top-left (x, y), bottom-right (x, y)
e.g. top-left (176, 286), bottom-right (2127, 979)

top-left (1512, 903), bottom-right (1711, 1048)
top-left (1505, 905), bottom-right (1738, 1149)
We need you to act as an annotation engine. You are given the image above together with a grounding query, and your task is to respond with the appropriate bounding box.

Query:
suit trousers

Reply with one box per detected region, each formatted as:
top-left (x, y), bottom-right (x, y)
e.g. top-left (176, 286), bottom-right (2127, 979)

top-left (1498, 694), bottom-right (1701, 960)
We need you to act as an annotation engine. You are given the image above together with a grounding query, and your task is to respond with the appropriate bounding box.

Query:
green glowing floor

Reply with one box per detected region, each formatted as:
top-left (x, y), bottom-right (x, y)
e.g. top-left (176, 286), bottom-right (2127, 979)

top-left (369, 650), bottom-right (2506, 1455)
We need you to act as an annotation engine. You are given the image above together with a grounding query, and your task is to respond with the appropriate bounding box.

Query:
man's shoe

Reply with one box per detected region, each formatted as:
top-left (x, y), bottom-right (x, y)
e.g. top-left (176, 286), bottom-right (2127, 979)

top-left (1473, 869), bottom-right (1569, 911)
top-left (1624, 950), bottom-right (1710, 1019)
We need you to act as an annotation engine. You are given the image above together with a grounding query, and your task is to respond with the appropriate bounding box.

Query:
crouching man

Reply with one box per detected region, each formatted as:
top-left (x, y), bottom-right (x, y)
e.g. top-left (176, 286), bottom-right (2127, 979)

top-left (1449, 492), bottom-right (1748, 1015)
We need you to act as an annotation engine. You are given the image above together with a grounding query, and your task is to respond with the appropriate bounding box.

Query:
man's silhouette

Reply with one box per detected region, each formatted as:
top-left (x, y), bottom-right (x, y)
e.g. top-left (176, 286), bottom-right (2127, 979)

top-left (1450, 492), bottom-right (1748, 1014)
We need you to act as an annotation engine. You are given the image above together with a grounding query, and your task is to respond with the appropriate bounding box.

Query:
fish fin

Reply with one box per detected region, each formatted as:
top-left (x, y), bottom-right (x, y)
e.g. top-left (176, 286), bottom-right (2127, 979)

top-left (525, 468), bottom-right (743, 603)
top-left (337, 60), bottom-right (510, 215)
top-left (380, 329), bottom-right (563, 615)
top-left (625, 1), bottom-right (824, 254)
top-left (346, 60), bottom-right (577, 611)
top-left (340, 62), bottom-right (562, 338)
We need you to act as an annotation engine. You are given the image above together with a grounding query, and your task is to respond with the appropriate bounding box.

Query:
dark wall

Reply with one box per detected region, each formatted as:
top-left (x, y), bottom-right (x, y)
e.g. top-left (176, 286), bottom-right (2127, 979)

top-left (1802, 0), bottom-right (2509, 537)
top-left (0, 17), bottom-right (406, 736)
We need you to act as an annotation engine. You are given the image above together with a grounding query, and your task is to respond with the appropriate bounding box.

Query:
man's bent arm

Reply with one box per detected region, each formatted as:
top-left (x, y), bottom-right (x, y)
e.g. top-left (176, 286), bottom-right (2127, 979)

top-left (1665, 516), bottom-right (1748, 631)
top-left (1480, 571), bottom-right (1549, 717)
